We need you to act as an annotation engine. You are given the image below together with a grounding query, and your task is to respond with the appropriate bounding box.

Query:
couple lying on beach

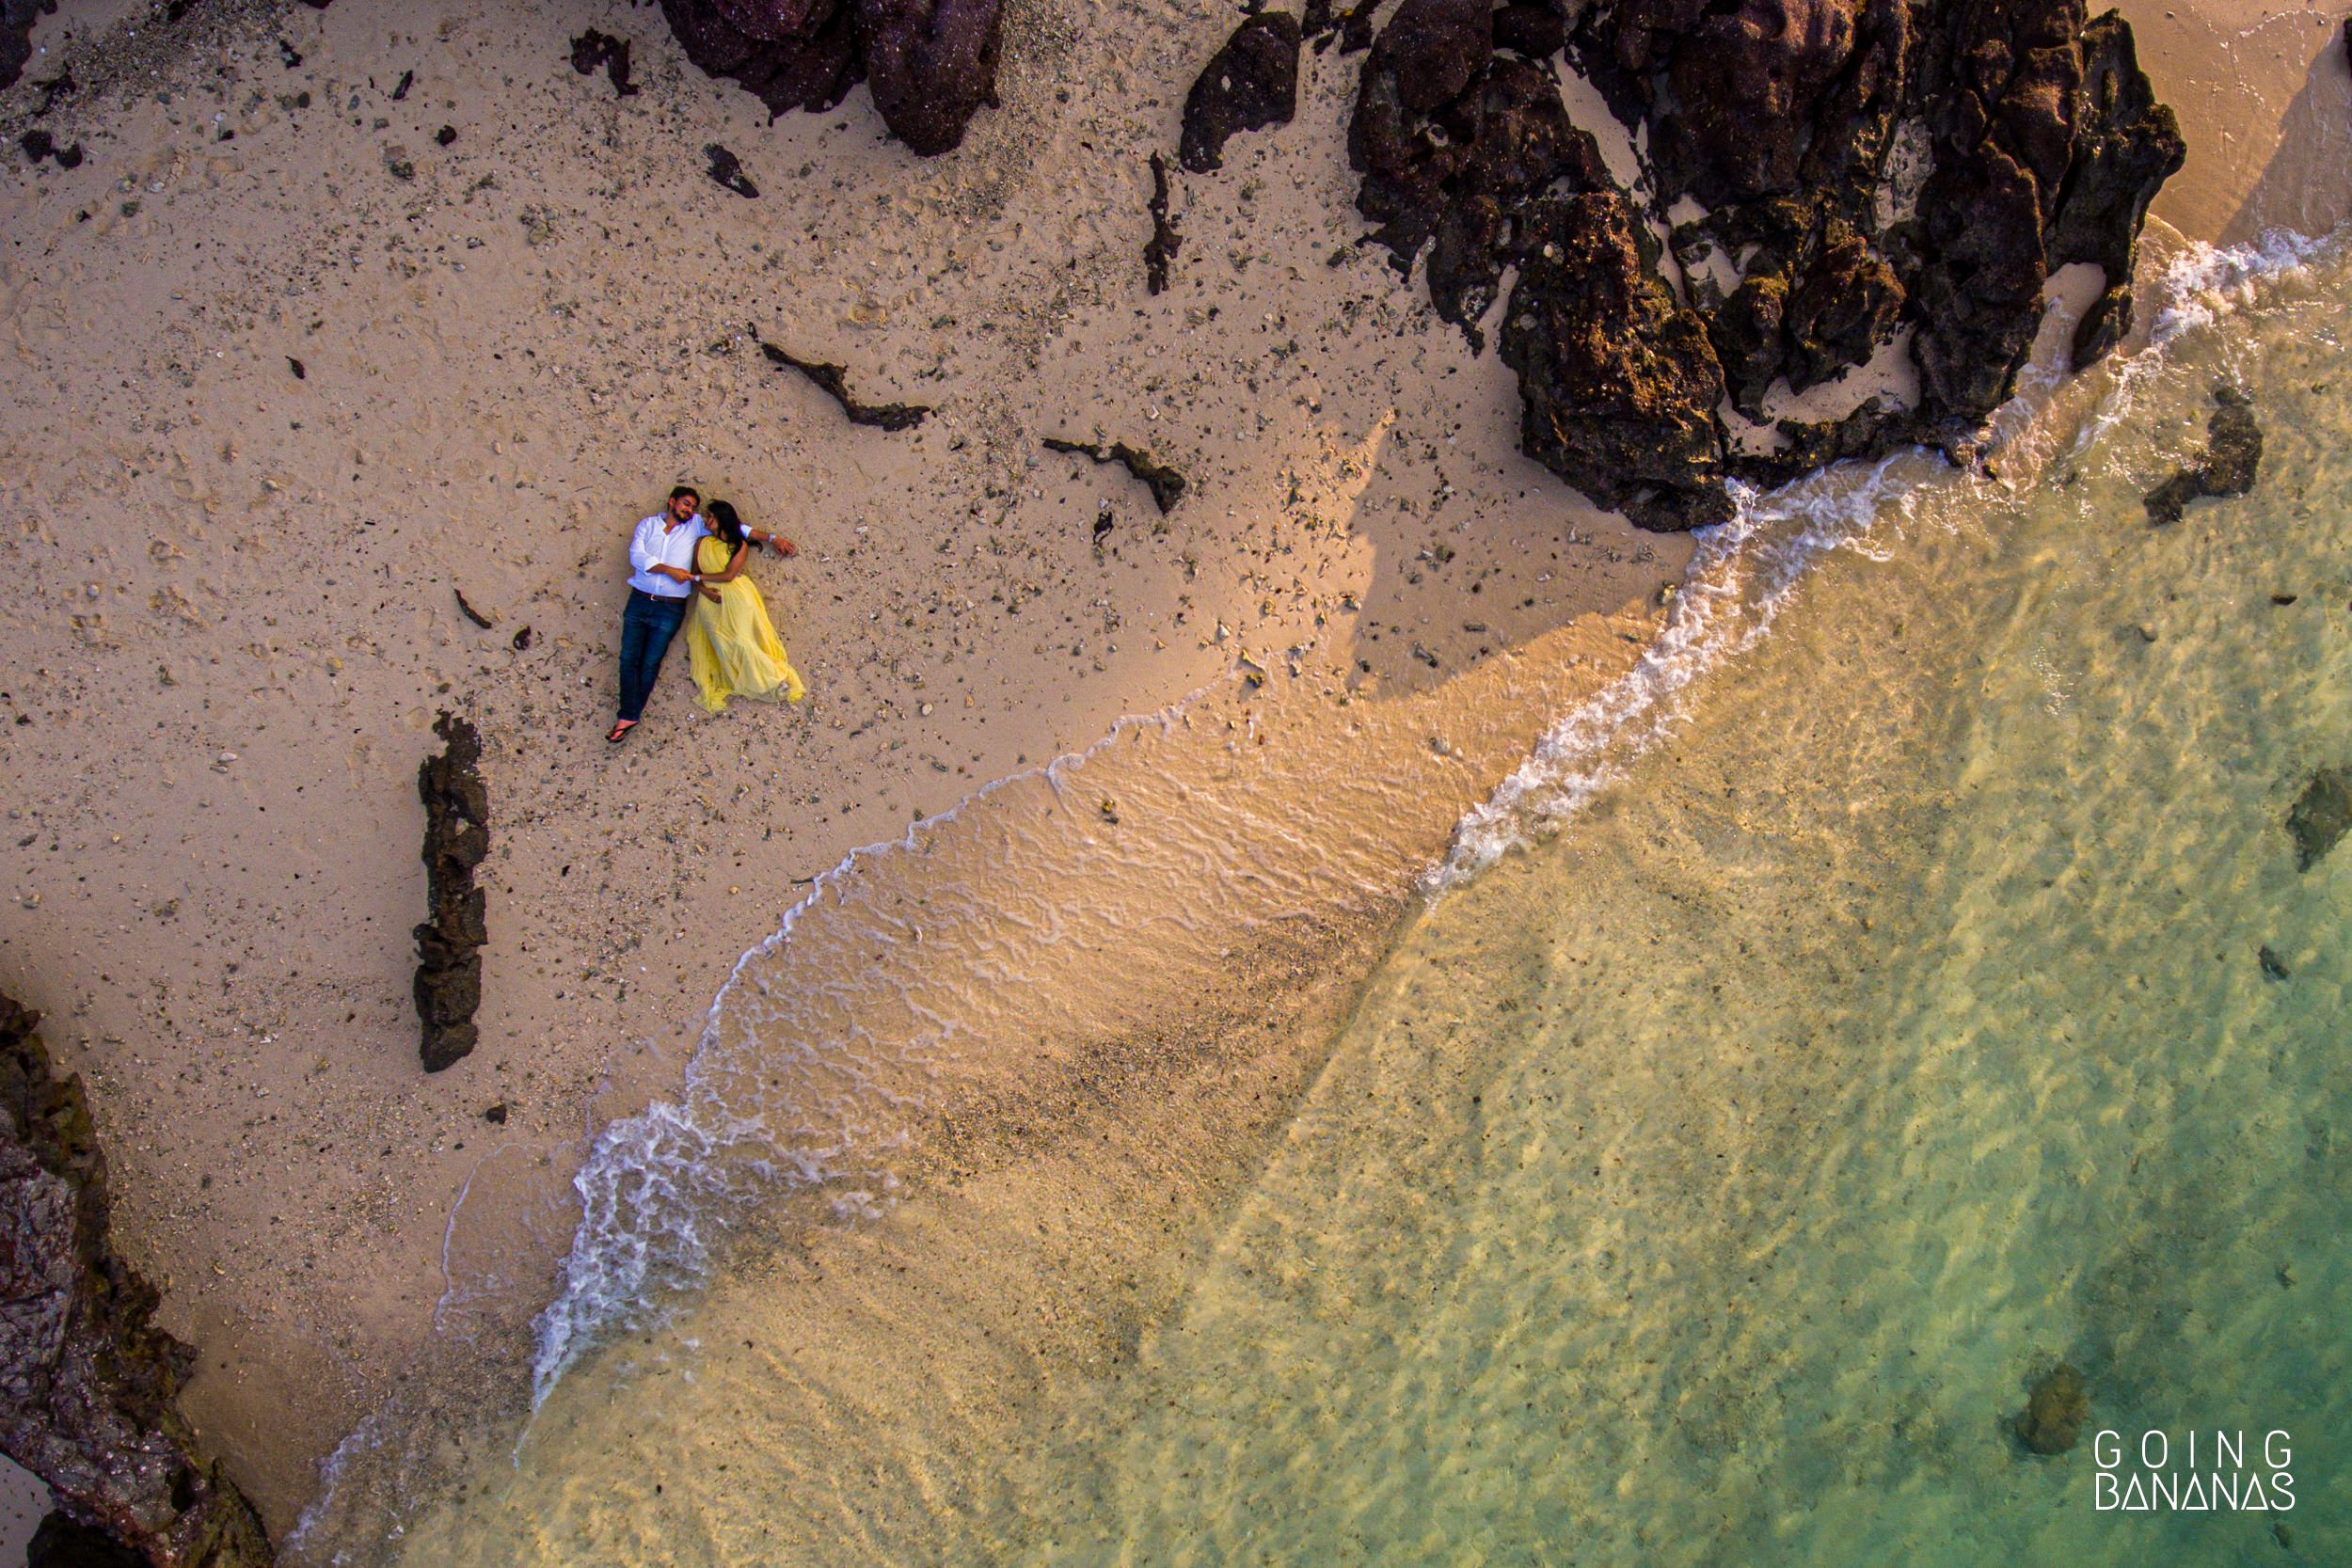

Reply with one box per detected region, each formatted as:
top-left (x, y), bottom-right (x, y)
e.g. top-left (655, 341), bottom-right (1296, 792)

top-left (608, 484), bottom-right (807, 742)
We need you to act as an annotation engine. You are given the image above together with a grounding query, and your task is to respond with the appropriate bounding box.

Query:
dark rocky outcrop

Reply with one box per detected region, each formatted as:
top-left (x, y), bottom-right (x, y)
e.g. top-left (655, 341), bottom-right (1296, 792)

top-left (1501, 194), bottom-right (1732, 531)
top-left (1350, 7), bottom-right (1612, 351)
top-left (2047, 14), bottom-right (2183, 364)
top-left (28, 1510), bottom-right (151, 1568)
top-left (705, 142), bottom-right (760, 198)
top-left (2014, 1361), bottom-right (2089, 1454)
top-left (1315, 0), bottom-right (2184, 528)
top-left (655, 0), bottom-right (1001, 154)
top-left (1043, 436), bottom-right (1188, 513)
top-left (657, 0), bottom-right (866, 120)
top-left (2143, 386), bottom-right (2262, 524)
top-left (566, 28), bottom-right (640, 97)
top-left (414, 712), bottom-right (488, 1072)
top-left (1, 995), bottom-right (274, 1567)
top-left (2286, 768), bottom-right (2350, 872)
top-left (860, 0), bottom-right (1005, 156)
top-left (1144, 151), bottom-right (1181, 294)
top-left (1302, 0), bottom-right (1379, 55)
top-left (20, 128), bottom-right (84, 169)
top-left (1, 0), bottom-right (56, 93)
top-left (755, 335), bottom-right (931, 429)
top-left (1180, 12), bottom-right (1303, 172)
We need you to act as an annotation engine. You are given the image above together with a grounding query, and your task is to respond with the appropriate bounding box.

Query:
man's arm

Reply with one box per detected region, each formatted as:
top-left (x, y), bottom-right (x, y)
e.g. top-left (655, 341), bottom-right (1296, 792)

top-left (628, 516), bottom-right (692, 582)
top-left (628, 516), bottom-right (660, 577)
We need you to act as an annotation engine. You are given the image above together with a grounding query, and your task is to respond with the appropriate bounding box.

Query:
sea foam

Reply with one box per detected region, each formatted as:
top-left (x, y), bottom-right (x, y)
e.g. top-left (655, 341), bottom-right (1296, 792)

top-left (1430, 225), bottom-right (2345, 890)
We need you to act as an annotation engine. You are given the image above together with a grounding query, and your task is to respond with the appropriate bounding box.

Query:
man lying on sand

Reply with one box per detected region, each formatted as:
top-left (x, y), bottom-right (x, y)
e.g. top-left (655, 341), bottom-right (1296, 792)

top-left (610, 485), bottom-right (795, 742)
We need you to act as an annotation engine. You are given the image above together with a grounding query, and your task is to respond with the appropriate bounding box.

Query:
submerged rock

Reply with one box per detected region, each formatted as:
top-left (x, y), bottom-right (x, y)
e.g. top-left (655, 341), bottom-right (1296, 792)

top-left (1, 995), bottom-right (275, 1566)
top-left (2015, 1361), bottom-right (2089, 1455)
top-left (2144, 387), bottom-right (2263, 524)
top-left (1180, 12), bottom-right (1303, 172)
top-left (415, 712), bottom-right (489, 1072)
top-left (2286, 768), bottom-right (2350, 872)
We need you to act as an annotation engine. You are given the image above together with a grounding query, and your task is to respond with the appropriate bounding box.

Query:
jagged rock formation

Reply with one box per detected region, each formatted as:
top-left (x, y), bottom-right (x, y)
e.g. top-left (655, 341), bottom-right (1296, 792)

top-left (1352, 2), bottom-right (1613, 353)
top-left (1327, 0), bottom-right (2184, 529)
top-left (1180, 12), bottom-right (1304, 172)
top-left (656, 0), bottom-right (1001, 155)
top-left (414, 712), bottom-right (489, 1072)
top-left (1, 0), bottom-right (56, 92)
top-left (1, 995), bottom-right (275, 1567)
top-left (1502, 194), bottom-right (1732, 527)
top-left (2143, 385), bottom-right (2261, 523)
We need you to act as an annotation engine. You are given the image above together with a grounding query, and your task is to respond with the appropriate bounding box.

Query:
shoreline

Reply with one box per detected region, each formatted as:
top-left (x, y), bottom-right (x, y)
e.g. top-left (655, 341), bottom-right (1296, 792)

top-left (1, 0), bottom-right (1676, 1535)
top-left (2, 0), bottom-right (2344, 1549)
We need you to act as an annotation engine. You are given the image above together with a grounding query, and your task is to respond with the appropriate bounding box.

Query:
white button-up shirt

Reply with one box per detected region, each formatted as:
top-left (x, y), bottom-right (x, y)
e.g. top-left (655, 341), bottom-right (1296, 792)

top-left (627, 512), bottom-right (713, 599)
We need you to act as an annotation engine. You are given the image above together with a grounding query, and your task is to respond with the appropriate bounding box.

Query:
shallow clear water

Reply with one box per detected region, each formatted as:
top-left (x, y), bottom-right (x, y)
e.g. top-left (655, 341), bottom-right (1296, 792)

top-left (371, 238), bottom-right (2349, 1566)
top-left (990, 241), bottom-right (2352, 1567)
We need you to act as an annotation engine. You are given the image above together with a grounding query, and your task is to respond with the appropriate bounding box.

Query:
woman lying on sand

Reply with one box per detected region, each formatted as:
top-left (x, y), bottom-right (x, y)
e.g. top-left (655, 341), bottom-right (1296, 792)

top-left (685, 499), bottom-right (809, 714)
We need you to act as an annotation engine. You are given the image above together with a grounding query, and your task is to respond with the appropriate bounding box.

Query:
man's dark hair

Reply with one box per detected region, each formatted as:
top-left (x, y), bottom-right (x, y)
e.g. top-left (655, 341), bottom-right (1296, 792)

top-left (669, 484), bottom-right (701, 505)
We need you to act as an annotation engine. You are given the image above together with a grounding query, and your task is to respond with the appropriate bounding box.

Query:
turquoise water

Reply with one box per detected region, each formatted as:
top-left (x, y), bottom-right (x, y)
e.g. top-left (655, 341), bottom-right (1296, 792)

top-left (986, 239), bottom-right (2352, 1566)
top-left (361, 237), bottom-right (2349, 1566)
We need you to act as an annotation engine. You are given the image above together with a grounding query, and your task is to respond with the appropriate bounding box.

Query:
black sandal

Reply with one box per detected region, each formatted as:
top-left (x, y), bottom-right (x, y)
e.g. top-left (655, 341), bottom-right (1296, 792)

top-left (606, 719), bottom-right (636, 743)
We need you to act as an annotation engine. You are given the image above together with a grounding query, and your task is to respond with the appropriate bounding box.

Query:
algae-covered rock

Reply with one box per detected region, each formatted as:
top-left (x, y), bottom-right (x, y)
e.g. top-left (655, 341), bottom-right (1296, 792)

top-left (2015, 1361), bottom-right (2089, 1455)
top-left (2286, 768), bottom-right (2350, 872)
top-left (2144, 387), bottom-right (2263, 524)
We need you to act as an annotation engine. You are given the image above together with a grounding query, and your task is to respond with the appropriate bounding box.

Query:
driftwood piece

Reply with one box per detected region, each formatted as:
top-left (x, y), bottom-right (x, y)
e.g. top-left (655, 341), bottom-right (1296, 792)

top-left (1043, 436), bottom-right (1188, 514)
top-left (754, 335), bottom-right (930, 431)
top-left (1144, 151), bottom-right (1182, 295)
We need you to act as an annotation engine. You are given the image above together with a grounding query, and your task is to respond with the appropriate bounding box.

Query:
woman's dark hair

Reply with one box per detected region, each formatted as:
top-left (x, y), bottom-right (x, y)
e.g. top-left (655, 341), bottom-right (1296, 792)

top-left (705, 499), bottom-right (746, 547)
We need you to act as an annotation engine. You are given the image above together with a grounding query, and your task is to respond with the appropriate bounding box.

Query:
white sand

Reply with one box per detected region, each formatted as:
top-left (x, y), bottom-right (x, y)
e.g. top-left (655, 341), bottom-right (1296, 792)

top-left (0, 0), bottom-right (2335, 1541)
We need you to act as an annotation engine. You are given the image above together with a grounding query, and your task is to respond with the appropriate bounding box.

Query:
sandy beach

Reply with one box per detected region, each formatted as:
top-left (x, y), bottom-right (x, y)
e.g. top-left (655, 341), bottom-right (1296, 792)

top-left (1, 0), bottom-right (2344, 1550)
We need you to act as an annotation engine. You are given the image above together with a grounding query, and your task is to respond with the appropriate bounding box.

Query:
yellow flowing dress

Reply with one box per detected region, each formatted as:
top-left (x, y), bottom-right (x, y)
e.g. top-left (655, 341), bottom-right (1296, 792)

top-left (684, 536), bottom-right (807, 715)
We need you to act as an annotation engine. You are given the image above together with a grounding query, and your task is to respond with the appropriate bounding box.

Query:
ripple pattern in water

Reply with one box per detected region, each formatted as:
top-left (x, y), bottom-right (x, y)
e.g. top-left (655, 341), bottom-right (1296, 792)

top-left (993, 239), bottom-right (2352, 1567)
top-left (363, 235), bottom-right (2351, 1568)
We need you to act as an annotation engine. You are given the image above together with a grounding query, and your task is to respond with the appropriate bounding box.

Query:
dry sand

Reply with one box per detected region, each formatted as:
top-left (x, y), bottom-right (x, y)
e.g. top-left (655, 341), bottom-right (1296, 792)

top-left (0, 0), bottom-right (2340, 1544)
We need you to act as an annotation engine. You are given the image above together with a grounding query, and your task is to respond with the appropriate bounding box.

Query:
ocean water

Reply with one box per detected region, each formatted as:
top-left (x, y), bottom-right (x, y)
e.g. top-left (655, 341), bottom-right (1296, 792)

top-left (349, 234), bottom-right (2348, 1566)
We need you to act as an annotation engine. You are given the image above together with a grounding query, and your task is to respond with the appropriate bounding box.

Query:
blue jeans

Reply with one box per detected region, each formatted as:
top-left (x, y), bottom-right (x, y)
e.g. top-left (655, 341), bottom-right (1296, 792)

top-left (617, 589), bottom-right (689, 722)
